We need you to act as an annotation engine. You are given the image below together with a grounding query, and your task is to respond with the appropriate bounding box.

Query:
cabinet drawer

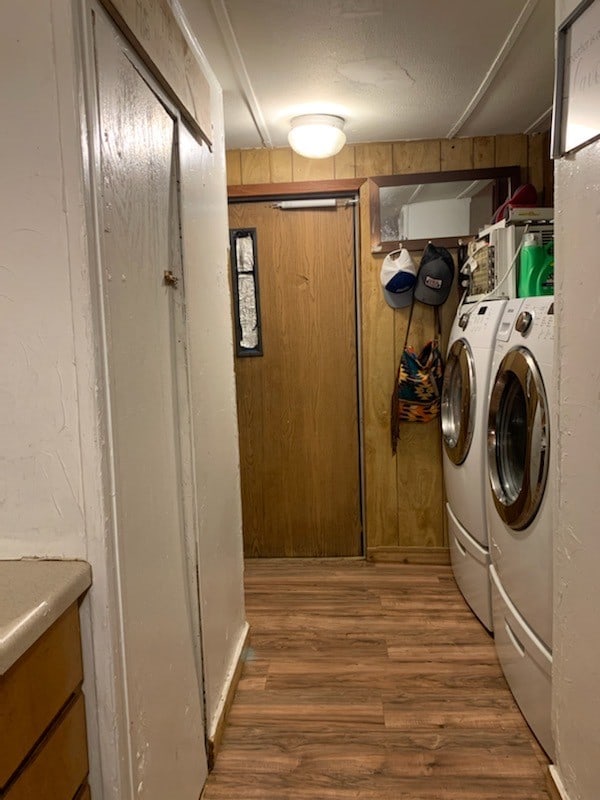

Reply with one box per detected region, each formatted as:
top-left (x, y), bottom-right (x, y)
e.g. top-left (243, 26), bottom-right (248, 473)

top-left (0, 604), bottom-right (83, 788)
top-left (4, 692), bottom-right (88, 800)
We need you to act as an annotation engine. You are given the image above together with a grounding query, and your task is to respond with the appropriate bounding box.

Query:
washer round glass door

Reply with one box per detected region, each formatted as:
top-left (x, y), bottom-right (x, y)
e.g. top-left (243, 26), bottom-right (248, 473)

top-left (441, 339), bottom-right (475, 465)
top-left (487, 346), bottom-right (549, 530)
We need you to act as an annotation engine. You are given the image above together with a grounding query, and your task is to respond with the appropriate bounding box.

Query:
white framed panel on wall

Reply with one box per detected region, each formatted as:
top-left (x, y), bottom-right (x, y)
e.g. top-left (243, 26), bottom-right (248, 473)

top-left (553, 0), bottom-right (600, 156)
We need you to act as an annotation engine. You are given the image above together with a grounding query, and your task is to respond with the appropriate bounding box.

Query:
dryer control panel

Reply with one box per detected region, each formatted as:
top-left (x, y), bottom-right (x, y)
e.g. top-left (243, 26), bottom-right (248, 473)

top-left (516, 297), bottom-right (555, 342)
top-left (516, 311), bottom-right (533, 334)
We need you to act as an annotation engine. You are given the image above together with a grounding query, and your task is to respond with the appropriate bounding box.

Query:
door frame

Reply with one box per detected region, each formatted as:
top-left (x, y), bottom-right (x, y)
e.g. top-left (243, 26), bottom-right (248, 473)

top-left (228, 180), bottom-right (367, 556)
top-left (77, 3), bottom-right (208, 795)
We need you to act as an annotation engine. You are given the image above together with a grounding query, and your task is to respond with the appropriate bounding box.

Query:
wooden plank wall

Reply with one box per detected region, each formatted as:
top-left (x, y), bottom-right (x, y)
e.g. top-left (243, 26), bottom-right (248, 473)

top-left (226, 133), bottom-right (553, 563)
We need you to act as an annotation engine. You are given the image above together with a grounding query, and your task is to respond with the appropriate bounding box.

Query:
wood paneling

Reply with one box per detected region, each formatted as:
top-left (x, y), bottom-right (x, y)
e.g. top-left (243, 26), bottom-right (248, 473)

top-left (392, 298), bottom-right (450, 550)
top-left (227, 134), bottom-right (553, 560)
top-left (202, 560), bottom-right (551, 799)
top-left (528, 134), bottom-right (546, 202)
top-left (99, 0), bottom-right (211, 141)
top-left (225, 150), bottom-right (242, 186)
top-left (269, 149), bottom-right (293, 183)
top-left (495, 133), bottom-right (528, 168)
top-left (367, 546), bottom-right (451, 564)
top-left (392, 140), bottom-right (441, 174)
top-left (334, 145), bottom-right (356, 179)
top-left (441, 138), bottom-right (474, 171)
top-left (230, 202), bottom-right (361, 557)
top-left (360, 183), bottom-right (397, 548)
top-left (527, 132), bottom-right (553, 206)
top-left (474, 136), bottom-right (496, 168)
top-left (292, 152), bottom-right (335, 181)
top-left (241, 149), bottom-right (272, 184)
top-left (396, 421), bottom-right (445, 548)
top-left (355, 143), bottom-right (393, 177)
top-left (0, 604), bottom-right (82, 788)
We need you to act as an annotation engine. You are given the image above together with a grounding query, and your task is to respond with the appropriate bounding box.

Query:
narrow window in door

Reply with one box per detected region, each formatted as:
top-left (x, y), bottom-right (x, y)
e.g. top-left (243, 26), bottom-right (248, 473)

top-left (230, 228), bottom-right (263, 356)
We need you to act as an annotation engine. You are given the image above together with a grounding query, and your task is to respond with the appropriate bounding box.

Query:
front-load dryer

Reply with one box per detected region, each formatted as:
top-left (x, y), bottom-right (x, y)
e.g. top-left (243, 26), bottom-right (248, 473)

top-left (441, 298), bottom-right (508, 630)
top-left (486, 295), bottom-right (555, 757)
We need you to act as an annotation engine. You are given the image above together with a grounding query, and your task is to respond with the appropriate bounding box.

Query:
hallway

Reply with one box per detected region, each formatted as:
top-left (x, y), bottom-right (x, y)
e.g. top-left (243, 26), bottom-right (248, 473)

top-left (203, 560), bottom-right (551, 799)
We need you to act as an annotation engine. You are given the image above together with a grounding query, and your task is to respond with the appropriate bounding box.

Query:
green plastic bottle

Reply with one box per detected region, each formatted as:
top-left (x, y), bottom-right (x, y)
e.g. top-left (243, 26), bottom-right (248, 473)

top-left (518, 233), bottom-right (554, 297)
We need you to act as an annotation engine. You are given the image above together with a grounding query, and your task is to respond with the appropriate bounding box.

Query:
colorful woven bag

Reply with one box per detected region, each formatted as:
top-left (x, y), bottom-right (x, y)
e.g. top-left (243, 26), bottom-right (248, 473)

top-left (391, 301), bottom-right (443, 454)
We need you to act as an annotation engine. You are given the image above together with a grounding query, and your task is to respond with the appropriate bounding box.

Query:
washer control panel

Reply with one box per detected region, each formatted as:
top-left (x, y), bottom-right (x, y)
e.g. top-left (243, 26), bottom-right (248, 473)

top-left (455, 300), bottom-right (508, 341)
top-left (496, 300), bottom-right (524, 342)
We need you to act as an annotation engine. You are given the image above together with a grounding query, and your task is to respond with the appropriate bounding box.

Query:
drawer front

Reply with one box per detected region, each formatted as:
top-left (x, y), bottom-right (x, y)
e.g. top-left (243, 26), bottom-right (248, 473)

top-left (447, 504), bottom-right (493, 631)
top-left (490, 566), bottom-right (553, 758)
top-left (0, 604), bottom-right (83, 787)
top-left (4, 693), bottom-right (88, 800)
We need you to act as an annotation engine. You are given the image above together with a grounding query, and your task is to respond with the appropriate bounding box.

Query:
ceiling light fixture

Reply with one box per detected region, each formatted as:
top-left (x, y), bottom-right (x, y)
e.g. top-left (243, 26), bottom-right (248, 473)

top-left (288, 114), bottom-right (346, 159)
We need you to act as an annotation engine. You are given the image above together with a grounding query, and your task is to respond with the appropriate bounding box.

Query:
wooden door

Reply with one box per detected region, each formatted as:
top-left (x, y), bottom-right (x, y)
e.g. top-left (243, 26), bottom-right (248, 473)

top-left (94, 9), bottom-right (207, 797)
top-left (229, 201), bottom-right (361, 557)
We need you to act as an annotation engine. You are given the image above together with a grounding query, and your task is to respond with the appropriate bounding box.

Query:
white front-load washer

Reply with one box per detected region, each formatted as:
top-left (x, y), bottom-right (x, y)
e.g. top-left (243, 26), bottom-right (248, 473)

top-left (486, 295), bottom-right (555, 757)
top-left (441, 298), bottom-right (508, 631)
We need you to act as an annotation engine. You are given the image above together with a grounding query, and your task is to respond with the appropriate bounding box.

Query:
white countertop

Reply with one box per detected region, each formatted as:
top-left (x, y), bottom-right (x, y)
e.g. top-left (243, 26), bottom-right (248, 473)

top-left (0, 559), bottom-right (92, 675)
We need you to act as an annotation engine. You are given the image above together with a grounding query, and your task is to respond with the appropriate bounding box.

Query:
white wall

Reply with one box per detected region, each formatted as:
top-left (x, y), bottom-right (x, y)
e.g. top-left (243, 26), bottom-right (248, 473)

top-left (400, 197), bottom-right (471, 240)
top-left (0, 2), bottom-right (116, 793)
top-left (0, 0), bottom-right (90, 560)
top-left (1, 0), bottom-right (246, 794)
top-left (553, 2), bottom-right (600, 798)
top-left (175, 0), bottom-right (248, 739)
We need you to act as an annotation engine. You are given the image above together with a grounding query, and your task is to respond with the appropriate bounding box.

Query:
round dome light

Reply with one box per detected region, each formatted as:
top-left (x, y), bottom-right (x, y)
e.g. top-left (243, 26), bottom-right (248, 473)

top-left (287, 114), bottom-right (346, 159)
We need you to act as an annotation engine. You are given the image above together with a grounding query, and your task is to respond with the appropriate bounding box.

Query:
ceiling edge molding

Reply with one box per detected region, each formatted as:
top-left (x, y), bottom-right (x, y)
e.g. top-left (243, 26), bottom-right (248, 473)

top-left (524, 104), bottom-right (553, 133)
top-left (210, 0), bottom-right (273, 147)
top-left (446, 0), bottom-right (539, 139)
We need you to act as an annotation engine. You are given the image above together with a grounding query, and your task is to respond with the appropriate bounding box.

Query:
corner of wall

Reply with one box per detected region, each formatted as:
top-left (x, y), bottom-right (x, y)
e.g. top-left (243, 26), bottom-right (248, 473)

top-left (174, 1), bottom-right (248, 746)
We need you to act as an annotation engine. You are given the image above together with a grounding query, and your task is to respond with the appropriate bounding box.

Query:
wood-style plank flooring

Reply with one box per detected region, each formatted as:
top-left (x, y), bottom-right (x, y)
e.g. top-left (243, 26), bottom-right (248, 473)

top-left (203, 559), bottom-right (551, 799)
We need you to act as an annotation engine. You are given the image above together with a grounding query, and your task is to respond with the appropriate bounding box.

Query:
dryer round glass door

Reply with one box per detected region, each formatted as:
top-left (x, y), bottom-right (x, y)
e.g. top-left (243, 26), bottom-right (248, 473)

top-left (441, 338), bottom-right (475, 465)
top-left (487, 346), bottom-right (549, 530)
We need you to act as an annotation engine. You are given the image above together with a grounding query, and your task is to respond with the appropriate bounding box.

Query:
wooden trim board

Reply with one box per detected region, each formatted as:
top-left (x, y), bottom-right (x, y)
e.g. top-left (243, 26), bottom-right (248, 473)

top-left (367, 546), bottom-right (451, 565)
top-left (548, 766), bottom-right (571, 800)
top-left (206, 623), bottom-right (250, 770)
top-left (228, 178), bottom-right (365, 200)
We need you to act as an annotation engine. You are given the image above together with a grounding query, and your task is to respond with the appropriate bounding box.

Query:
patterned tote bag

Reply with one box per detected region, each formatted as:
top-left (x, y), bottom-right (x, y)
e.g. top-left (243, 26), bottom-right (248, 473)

top-left (391, 300), bottom-right (443, 454)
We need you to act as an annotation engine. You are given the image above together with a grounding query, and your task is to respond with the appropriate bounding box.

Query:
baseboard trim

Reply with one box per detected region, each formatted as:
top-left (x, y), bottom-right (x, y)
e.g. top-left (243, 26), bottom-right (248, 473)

top-left (548, 766), bottom-right (571, 800)
top-left (367, 546), bottom-right (451, 565)
top-left (206, 621), bottom-right (250, 770)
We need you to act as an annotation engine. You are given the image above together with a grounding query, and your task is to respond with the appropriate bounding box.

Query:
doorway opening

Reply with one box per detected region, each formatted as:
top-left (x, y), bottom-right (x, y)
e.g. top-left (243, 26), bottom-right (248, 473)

top-left (229, 193), bottom-right (364, 558)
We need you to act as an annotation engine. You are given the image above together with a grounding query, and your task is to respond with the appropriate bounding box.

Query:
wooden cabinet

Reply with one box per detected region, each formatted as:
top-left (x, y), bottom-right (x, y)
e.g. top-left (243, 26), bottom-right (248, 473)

top-left (0, 603), bottom-right (89, 799)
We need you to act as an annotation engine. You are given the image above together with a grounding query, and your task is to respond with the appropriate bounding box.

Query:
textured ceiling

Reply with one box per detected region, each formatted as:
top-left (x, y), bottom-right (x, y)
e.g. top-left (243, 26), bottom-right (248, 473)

top-left (187, 0), bottom-right (555, 150)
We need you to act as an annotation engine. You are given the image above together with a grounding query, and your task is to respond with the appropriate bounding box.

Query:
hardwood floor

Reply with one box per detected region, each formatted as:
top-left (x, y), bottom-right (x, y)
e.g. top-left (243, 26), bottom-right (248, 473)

top-left (202, 559), bottom-right (551, 799)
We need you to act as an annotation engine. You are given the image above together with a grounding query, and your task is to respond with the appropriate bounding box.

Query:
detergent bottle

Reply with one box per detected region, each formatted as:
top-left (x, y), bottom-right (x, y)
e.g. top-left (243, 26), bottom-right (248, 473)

top-left (518, 233), bottom-right (554, 297)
